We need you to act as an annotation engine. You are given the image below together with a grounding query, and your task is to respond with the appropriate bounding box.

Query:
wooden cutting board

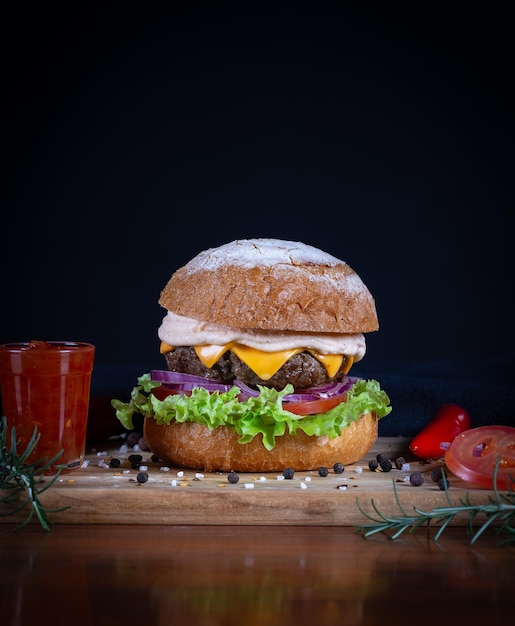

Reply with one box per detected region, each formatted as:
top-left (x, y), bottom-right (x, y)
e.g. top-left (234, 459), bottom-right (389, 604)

top-left (0, 437), bottom-right (503, 527)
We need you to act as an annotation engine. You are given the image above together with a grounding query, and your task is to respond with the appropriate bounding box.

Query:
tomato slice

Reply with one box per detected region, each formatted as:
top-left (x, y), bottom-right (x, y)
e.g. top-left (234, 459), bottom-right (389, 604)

top-left (444, 426), bottom-right (515, 490)
top-left (283, 395), bottom-right (345, 416)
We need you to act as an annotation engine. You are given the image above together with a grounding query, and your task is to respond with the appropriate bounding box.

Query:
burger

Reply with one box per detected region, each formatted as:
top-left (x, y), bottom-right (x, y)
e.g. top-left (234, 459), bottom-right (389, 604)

top-left (112, 238), bottom-right (391, 472)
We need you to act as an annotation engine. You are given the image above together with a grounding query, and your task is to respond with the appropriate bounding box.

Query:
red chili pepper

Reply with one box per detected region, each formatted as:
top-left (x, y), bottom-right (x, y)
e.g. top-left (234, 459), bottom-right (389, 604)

top-left (409, 404), bottom-right (471, 460)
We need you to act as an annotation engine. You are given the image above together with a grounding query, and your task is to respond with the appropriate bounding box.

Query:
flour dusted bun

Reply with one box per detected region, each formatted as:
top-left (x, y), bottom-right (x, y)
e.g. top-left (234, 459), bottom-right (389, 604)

top-left (159, 238), bottom-right (378, 334)
top-left (144, 411), bottom-right (378, 472)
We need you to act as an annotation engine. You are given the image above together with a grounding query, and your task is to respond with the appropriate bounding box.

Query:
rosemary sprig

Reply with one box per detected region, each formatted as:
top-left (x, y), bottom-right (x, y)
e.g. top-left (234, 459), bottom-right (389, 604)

top-left (0, 416), bottom-right (70, 531)
top-left (354, 460), bottom-right (515, 546)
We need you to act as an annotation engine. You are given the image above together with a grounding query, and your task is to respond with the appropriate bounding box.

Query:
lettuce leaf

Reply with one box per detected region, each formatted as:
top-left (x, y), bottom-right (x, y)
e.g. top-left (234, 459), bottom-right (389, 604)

top-left (111, 374), bottom-right (392, 451)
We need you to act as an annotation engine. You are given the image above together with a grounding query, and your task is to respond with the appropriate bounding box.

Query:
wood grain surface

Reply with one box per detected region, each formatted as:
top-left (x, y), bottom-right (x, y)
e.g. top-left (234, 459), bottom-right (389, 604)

top-left (1, 437), bottom-right (502, 527)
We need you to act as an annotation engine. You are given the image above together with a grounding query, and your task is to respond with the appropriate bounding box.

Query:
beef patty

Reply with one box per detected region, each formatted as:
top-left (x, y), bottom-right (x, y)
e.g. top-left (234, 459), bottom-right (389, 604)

top-left (164, 347), bottom-right (349, 390)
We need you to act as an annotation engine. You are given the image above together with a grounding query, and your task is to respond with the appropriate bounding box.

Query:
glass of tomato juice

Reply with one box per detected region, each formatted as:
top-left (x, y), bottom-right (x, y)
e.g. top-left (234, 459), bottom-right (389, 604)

top-left (0, 340), bottom-right (95, 473)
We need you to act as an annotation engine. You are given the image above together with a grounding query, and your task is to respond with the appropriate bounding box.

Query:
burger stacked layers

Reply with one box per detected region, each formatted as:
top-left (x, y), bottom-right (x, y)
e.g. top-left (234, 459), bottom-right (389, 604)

top-left (112, 239), bottom-right (391, 471)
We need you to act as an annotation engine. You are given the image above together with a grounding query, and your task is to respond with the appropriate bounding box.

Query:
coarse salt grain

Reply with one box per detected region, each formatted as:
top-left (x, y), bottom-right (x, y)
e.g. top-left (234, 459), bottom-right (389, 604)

top-left (354, 466), bottom-right (363, 473)
top-left (160, 466), bottom-right (170, 472)
top-left (195, 472), bottom-right (204, 479)
top-left (170, 479), bottom-right (177, 486)
top-left (81, 460), bottom-right (89, 468)
top-left (304, 476), bottom-right (311, 482)
top-left (133, 444), bottom-right (140, 451)
top-left (123, 469), bottom-right (131, 475)
top-left (401, 463), bottom-right (411, 471)
top-left (139, 465), bottom-right (148, 471)
top-left (119, 444), bottom-right (128, 453)
top-left (300, 482), bottom-right (307, 489)
top-left (244, 483), bottom-right (255, 489)
top-left (258, 476), bottom-right (267, 482)
top-left (177, 470), bottom-right (184, 477)
top-left (276, 475), bottom-right (285, 480)
top-left (96, 451), bottom-right (108, 457)
top-left (338, 485), bottom-right (347, 490)
top-left (97, 460), bottom-right (109, 468)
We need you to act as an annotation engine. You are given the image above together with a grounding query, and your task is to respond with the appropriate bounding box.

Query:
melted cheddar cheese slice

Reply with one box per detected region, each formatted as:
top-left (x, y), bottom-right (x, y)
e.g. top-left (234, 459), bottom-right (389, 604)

top-left (160, 341), bottom-right (353, 380)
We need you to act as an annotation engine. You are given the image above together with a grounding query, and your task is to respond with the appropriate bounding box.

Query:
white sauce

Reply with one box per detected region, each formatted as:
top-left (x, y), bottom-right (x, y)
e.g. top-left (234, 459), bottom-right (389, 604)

top-left (158, 311), bottom-right (367, 361)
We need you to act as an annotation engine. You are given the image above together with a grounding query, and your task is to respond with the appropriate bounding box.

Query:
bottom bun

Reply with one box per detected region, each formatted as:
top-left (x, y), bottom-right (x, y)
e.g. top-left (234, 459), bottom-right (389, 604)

top-left (143, 412), bottom-right (378, 472)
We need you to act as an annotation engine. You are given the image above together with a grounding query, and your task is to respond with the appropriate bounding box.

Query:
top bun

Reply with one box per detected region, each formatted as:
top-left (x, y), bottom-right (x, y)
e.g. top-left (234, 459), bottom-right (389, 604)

top-left (158, 238), bottom-right (378, 334)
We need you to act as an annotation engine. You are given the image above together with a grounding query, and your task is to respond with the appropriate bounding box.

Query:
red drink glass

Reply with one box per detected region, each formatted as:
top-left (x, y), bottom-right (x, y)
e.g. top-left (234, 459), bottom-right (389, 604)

top-left (0, 341), bottom-right (95, 473)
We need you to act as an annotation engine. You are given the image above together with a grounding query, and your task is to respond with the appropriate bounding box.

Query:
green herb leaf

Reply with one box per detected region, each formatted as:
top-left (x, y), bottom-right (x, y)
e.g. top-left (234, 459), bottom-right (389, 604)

top-left (354, 458), bottom-right (515, 546)
top-left (0, 416), bottom-right (70, 531)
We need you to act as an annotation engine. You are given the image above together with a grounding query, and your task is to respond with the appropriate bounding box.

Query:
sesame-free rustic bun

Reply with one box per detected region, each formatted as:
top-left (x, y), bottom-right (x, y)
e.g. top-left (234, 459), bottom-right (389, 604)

top-left (143, 410), bottom-right (378, 472)
top-left (159, 238), bottom-right (378, 334)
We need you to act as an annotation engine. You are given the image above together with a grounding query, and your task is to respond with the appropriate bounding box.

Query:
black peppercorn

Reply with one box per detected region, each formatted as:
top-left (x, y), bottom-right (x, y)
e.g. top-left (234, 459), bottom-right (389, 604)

top-left (437, 477), bottom-right (449, 491)
top-left (409, 472), bottom-right (425, 486)
top-left (376, 452), bottom-right (388, 464)
top-left (380, 459), bottom-right (393, 472)
top-left (227, 470), bottom-right (240, 484)
top-left (109, 458), bottom-right (121, 468)
top-left (126, 432), bottom-right (141, 447)
top-left (136, 471), bottom-right (148, 484)
top-left (395, 456), bottom-right (406, 470)
top-left (333, 462), bottom-right (344, 474)
top-left (430, 467), bottom-right (448, 483)
top-left (283, 467), bottom-right (295, 479)
top-left (151, 454), bottom-right (160, 463)
top-left (368, 459), bottom-right (379, 471)
top-left (318, 466), bottom-right (329, 477)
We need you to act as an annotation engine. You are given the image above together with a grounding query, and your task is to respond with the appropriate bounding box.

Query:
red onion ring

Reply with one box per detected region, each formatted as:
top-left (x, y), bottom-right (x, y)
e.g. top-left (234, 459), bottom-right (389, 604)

top-left (151, 370), bottom-right (359, 403)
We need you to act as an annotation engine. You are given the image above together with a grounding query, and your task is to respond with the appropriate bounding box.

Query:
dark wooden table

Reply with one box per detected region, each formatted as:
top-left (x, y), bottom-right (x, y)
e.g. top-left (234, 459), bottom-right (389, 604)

top-left (1, 523), bottom-right (513, 625)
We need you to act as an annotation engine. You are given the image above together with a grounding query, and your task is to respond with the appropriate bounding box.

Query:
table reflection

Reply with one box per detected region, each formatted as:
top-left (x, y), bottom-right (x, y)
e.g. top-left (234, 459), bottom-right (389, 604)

top-left (1, 525), bottom-right (513, 625)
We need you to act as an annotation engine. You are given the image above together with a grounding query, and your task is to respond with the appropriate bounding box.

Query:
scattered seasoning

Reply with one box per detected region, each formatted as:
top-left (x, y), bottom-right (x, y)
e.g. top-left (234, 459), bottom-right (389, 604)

top-left (437, 477), bottom-right (449, 491)
top-left (109, 458), bottom-right (121, 468)
top-left (136, 471), bottom-right (148, 484)
top-left (333, 462), bottom-right (345, 474)
top-left (368, 459), bottom-right (379, 471)
top-left (126, 432), bottom-right (141, 447)
top-left (138, 436), bottom-right (150, 451)
top-left (228, 470), bottom-right (240, 484)
top-left (318, 466), bottom-right (329, 477)
top-left (394, 456), bottom-right (406, 470)
top-left (409, 472), bottom-right (425, 486)
top-left (283, 467), bottom-right (295, 479)
top-left (430, 467), bottom-right (448, 483)
top-left (128, 454), bottom-right (143, 469)
top-left (380, 459), bottom-right (393, 472)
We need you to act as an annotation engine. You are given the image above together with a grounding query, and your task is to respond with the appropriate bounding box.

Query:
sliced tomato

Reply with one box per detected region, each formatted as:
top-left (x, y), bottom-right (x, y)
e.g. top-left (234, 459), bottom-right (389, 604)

top-left (282, 394), bottom-right (345, 416)
top-left (444, 425), bottom-right (515, 490)
top-left (151, 387), bottom-right (190, 400)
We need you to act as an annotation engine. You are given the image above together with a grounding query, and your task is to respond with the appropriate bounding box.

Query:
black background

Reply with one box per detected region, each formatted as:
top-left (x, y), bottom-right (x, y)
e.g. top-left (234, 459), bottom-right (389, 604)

top-left (2, 5), bottom-right (514, 381)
